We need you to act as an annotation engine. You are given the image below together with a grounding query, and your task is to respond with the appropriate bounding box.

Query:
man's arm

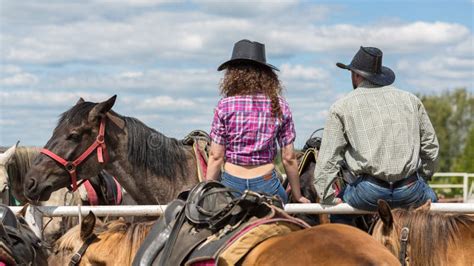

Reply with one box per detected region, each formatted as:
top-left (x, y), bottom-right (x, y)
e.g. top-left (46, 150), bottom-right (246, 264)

top-left (418, 101), bottom-right (439, 180)
top-left (313, 107), bottom-right (347, 204)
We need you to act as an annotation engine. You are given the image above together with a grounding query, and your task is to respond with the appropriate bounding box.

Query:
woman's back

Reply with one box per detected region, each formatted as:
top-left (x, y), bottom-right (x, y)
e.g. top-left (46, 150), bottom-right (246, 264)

top-left (211, 94), bottom-right (295, 166)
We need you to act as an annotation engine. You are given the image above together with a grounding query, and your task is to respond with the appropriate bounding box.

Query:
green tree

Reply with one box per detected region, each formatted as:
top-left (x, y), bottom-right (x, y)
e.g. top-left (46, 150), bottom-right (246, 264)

top-left (452, 127), bottom-right (474, 172)
top-left (420, 88), bottom-right (473, 172)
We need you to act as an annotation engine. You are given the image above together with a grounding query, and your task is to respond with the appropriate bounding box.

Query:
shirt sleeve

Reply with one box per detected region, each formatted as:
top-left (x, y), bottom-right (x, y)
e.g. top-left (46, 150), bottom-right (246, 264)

top-left (418, 100), bottom-right (439, 180)
top-left (313, 105), bottom-right (347, 203)
top-left (209, 101), bottom-right (226, 145)
top-left (277, 102), bottom-right (296, 147)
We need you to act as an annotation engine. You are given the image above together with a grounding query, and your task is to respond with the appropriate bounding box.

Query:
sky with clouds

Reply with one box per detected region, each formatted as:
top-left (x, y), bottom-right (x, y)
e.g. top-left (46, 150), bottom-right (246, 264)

top-left (0, 0), bottom-right (473, 148)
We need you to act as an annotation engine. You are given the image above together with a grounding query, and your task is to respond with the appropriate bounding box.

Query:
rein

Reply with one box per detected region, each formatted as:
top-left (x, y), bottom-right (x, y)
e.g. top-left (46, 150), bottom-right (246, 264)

top-left (399, 226), bottom-right (410, 266)
top-left (370, 215), bottom-right (410, 266)
top-left (69, 233), bottom-right (97, 266)
top-left (40, 117), bottom-right (108, 192)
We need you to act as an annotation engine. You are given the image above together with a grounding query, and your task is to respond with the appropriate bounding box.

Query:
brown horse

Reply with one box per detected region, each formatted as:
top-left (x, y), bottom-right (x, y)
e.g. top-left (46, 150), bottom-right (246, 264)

top-left (372, 200), bottom-right (474, 266)
top-left (24, 96), bottom-right (200, 205)
top-left (50, 212), bottom-right (399, 265)
top-left (243, 224), bottom-right (400, 266)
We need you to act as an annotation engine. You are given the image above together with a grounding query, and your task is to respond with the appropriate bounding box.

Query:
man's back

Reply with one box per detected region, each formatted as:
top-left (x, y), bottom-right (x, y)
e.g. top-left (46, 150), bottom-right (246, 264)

top-left (317, 83), bottom-right (439, 184)
top-left (315, 46), bottom-right (438, 209)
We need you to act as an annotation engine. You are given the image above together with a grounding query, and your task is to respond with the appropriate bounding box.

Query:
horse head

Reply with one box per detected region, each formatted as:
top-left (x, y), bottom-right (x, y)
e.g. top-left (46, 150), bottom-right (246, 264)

top-left (0, 142), bottom-right (19, 193)
top-left (49, 211), bottom-right (98, 265)
top-left (24, 96), bottom-right (124, 202)
top-left (50, 211), bottom-right (152, 265)
top-left (371, 199), bottom-right (474, 266)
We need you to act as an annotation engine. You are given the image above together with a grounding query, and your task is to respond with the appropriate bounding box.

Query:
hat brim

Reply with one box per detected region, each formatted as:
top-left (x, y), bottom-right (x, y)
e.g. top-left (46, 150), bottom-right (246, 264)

top-left (218, 59), bottom-right (279, 72)
top-left (336, 62), bottom-right (395, 86)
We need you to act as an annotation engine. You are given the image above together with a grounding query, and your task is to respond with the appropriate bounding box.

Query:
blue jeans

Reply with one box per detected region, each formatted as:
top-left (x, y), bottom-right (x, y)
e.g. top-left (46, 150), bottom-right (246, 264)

top-left (331, 174), bottom-right (437, 224)
top-left (221, 170), bottom-right (288, 204)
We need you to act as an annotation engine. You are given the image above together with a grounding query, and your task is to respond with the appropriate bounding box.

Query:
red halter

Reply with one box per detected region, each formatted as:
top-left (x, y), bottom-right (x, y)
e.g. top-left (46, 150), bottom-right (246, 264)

top-left (40, 117), bottom-right (108, 192)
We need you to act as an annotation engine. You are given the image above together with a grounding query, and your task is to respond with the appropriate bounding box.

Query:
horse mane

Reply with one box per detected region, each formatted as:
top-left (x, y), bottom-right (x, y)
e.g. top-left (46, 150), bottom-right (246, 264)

top-left (7, 147), bottom-right (40, 197)
top-left (123, 117), bottom-right (187, 180)
top-left (56, 219), bottom-right (153, 264)
top-left (55, 102), bottom-right (187, 180)
top-left (391, 208), bottom-right (474, 266)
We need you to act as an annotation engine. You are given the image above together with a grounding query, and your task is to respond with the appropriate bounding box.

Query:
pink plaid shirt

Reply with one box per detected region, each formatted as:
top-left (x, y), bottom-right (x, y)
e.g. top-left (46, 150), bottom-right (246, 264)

top-left (210, 94), bottom-right (296, 166)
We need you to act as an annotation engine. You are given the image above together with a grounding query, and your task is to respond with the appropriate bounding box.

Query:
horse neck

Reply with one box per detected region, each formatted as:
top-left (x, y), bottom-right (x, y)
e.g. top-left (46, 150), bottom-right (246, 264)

top-left (103, 116), bottom-right (197, 204)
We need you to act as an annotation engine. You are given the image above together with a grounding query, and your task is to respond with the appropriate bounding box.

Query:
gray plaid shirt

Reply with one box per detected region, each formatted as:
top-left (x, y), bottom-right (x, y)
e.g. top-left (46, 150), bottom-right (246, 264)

top-left (313, 82), bottom-right (439, 204)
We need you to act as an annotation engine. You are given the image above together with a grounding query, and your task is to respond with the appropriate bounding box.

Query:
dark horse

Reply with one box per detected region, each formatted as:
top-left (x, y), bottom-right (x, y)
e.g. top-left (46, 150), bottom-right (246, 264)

top-left (24, 96), bottom-right (200, 205)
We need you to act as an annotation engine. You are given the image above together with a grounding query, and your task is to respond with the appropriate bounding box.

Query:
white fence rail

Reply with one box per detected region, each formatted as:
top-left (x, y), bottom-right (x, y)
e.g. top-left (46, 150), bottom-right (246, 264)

top-left (9, 203), bottom-right (474, 217)
top-left (430, 172), bottom-right (474, 202)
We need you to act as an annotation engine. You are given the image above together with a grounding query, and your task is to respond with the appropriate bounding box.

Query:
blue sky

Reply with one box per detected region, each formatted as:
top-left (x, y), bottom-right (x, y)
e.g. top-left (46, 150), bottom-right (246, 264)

top-left (1, 0), bottom-right (473, 148)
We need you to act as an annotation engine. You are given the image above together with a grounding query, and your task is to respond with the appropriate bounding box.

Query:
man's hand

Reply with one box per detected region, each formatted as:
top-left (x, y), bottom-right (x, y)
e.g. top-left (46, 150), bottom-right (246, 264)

top-left (296, 196), bottom-right (311, 203)
top-left (333, 197), bottom-right (343, 205)
top-left (322, 196), bottom-right (343, 205)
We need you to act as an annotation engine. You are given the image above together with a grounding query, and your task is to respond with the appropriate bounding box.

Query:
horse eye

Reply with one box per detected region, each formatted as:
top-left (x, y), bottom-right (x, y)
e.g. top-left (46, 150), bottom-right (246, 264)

top-left (67, 133), bottom-right (81, 142)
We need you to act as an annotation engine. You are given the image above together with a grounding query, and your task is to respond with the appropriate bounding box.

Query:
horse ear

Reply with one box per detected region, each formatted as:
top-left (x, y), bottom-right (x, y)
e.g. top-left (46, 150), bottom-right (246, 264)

top-left (80, 211), bottom-right (96, 241)
top-left (377, 199), bottom-right (393, 230)
top-left (76, 97), bottom-right (85, 105)
top-left (88, 95), bottom-right (117, 123)
top-left (17, 203), bottom-right (29, 218)
top-left (415, 200), bottom-right (431, 212)
top-left (0, 141), bottom-right (19, 164)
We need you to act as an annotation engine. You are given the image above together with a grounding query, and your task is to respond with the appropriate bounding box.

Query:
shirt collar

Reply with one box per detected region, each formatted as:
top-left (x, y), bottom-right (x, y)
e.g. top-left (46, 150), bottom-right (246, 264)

top-left (357, 80), bottom-right (383, 89)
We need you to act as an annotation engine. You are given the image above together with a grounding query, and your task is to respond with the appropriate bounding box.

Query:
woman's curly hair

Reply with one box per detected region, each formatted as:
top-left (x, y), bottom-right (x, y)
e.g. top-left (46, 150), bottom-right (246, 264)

top-left (219, 62), bottom-right (283, 118)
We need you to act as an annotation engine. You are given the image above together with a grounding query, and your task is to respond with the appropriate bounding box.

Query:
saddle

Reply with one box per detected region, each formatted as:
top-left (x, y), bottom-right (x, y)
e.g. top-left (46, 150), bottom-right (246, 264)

top-left (0, 205), bottom-right (17, 229)
top-left (81, 170), bottom-right (123, 206)
top-left (133, 181), bottom-right (308, 266)
top-left (0, 204), bottom-right (46, 265)
top-left (181, 130), bottom-right (210, 182)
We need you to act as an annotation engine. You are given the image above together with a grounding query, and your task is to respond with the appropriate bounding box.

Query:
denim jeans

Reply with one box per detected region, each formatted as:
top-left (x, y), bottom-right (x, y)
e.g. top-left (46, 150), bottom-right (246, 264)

top-left (331, 174), bottom-right (437, 224)
top-left (221, 170), bottom-right (288, 204)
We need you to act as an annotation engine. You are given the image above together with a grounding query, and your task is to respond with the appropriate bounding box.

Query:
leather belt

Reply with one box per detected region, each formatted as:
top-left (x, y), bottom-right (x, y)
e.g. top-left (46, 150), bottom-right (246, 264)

top-left (364, 174), bottom-right (418, 190)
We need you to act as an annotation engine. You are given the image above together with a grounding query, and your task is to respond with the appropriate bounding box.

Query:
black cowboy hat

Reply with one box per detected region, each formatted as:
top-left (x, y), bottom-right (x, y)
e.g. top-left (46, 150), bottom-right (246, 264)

top-left (336, 46), bottom-right (395, 86)
top-left (218, 39), bottom-right (279, 71)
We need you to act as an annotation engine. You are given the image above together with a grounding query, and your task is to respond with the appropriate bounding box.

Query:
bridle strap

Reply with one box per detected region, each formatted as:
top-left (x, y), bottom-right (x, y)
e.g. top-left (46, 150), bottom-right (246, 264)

top-left (40, 118), bottom-right (108, 192)
top-left (399, 226), bottom-right (410, 266)
top-left (69, 234), bottom-right (97, 266)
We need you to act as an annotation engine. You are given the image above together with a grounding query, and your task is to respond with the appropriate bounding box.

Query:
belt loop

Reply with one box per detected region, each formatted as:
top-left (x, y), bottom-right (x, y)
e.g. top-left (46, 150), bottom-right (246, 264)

top-left (246, 179), bottom-right (249, 190)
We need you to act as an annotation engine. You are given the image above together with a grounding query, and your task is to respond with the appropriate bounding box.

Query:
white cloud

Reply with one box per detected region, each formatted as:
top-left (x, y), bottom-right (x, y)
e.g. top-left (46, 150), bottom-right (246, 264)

top-left (138, 95), bottom-right (197, 109)
top-left (397, 56), bottom-right (474, 91)
top-left (0, 91), bottom-right (110, 107)
top-left (280, 64), bottom-right (329, 81)
top-left (0, 66), bottom-right (39, 86)
top-left (1, 4), bottom-right (470, 65)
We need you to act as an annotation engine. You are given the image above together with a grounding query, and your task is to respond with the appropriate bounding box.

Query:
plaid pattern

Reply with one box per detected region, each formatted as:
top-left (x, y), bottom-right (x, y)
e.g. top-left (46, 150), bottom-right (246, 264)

top-left (314, 82), bottom-right (439, 202)
top-left (210, 95), bottom-right (295, 165)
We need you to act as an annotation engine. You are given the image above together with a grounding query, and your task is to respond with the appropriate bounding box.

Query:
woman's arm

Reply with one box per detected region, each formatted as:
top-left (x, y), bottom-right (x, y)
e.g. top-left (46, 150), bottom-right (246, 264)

top-left (206, 141), bottom-right (225, 181)
top-left (281, 143), bottom-right (310, 203)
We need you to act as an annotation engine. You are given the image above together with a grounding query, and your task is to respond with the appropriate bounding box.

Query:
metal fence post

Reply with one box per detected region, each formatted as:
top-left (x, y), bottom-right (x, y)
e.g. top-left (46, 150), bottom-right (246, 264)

top-left (24, 205), bottom-right (44, 240)
top-left (463, 173), bottom-right (469, 203)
